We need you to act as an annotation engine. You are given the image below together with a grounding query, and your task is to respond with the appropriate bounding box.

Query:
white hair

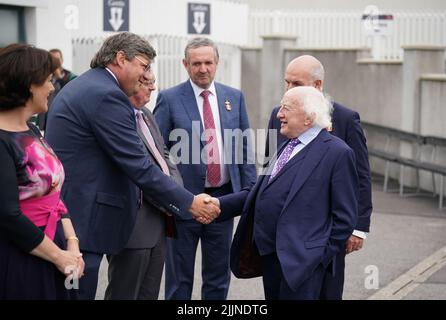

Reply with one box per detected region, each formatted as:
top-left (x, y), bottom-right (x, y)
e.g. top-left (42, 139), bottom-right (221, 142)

top-left (291, 86), bottom-right (332, 128)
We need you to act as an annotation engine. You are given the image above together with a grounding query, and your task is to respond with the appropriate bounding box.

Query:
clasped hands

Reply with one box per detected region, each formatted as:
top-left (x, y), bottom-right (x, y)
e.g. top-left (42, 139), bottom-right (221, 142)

top-left (189, 193), bottom-right (221, 224)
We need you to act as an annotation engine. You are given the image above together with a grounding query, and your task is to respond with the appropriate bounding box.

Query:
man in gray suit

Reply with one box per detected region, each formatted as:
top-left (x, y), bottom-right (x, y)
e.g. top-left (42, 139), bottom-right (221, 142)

top-left (105, 72), bottom-right (181, 300)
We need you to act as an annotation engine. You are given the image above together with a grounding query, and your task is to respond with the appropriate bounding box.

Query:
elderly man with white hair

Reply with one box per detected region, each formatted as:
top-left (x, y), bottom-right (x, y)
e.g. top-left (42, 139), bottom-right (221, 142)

top-left (265, 55), bottom-right (372, 300)
top-left (213, 86), bottom-right (359, 300)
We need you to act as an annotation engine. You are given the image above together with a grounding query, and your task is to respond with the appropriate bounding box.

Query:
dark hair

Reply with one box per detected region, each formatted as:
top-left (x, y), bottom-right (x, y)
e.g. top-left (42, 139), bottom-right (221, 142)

top-left (90, 32), bottom-right (157, 68)
top-left (49, 48), bottom-right (63, 60)
top-left (0, 43), bottom-right (58, 111)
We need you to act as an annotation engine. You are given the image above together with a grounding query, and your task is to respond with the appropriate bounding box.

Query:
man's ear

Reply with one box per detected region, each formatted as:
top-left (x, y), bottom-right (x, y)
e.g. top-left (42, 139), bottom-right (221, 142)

top-left (115, 51), bottom-right (126, 67)
top-left (305, 113), bottom-right (316, 126)
top-left (314, 80), bottom-right (323, 90)
top-left (182, 58), bottom-right (188, 69)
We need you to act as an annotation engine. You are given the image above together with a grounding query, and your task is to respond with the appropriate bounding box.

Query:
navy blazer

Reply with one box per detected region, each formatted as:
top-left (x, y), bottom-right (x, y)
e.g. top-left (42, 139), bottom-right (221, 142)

top-left (153, 80), bottom-right (257, 212)
top-left (220, 130), bottom-right (358, 290)
top-left (265, 103), bottom-right (372, 232)
top-left (45, 68), bottom-right (194, 254)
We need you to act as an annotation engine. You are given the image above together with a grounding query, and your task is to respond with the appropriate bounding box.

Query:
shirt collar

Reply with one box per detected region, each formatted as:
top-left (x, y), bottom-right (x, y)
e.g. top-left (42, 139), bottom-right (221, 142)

top-left (297, 126), bottom-right (323, 146)
top-left (105, 67), bottom-right (119, 84)
top-left (189, 79), bottom-right (216, 99)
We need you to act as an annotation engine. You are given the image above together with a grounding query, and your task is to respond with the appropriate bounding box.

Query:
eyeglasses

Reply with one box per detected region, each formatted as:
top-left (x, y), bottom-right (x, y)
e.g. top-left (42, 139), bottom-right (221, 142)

top-left (140, 78), bottom-right (156, 88)
top-left (134, 56), bottom-right (151, 72)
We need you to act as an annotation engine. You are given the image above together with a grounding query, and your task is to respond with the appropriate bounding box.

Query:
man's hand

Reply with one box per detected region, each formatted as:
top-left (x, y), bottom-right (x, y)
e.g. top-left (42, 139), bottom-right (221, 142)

top-left (346, 235), bottom-right (364, 254)
top-left (204, 196), bottom-right (219, 207)
top-left (189, 193), bottom-right (220, 224)
top-left (196, 196), bottom-right (220, 224)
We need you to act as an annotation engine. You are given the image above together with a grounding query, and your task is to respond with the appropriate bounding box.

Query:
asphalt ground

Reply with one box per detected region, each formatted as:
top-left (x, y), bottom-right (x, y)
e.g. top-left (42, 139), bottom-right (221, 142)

top-left (95, 175), bottom-right (446, 300)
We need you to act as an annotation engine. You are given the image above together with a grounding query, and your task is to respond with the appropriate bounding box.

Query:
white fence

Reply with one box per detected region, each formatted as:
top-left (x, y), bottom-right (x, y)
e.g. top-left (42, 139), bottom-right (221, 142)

top-left (248, 10), bottom-right (446, 59)
top-left (72, 35), bottom-right (241, 109)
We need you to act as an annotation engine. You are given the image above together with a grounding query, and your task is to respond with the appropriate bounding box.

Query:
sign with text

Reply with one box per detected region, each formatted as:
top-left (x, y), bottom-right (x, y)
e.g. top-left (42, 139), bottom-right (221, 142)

top-left (104, 0), bottom-right (129, 32)
top-left (188, 3), bottom-right (210, 35)
top-left (361, 12), bottom-right (394, 36)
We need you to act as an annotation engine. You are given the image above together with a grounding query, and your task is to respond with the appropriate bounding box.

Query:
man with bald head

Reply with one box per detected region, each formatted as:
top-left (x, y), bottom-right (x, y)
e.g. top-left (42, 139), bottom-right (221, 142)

top-left (217, 86), bottom-right (358, 299)
top-left (265, 55), bottom-right (372, 300)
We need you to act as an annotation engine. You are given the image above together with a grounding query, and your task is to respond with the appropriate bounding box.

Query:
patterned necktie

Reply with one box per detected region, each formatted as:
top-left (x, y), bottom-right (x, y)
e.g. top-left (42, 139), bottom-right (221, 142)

top-left (136, 112), bottom-right (170, 176)
top-left (201, 90), bottom-right (221, 187)
top-left (269, 138), bottom-right (300, 182)
top-left (136, 112), bottom-right (175, 237)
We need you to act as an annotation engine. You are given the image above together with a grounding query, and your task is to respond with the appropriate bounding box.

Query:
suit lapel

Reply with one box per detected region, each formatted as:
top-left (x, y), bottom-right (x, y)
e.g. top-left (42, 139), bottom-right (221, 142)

top-left (265, 145), bottom-right (309, 189)
top-left (142, 109), bottom-right (163, 150)
top-left (281, 131), bottom-right (331, 213)
top-left (137, 113), bottom-right (159, 163)
top-left (243, 174), bottom-right (268, 212)
top-left (180, 81), bottom-right (205, 147)
top-left (215, 83), bottom-right (229, 142)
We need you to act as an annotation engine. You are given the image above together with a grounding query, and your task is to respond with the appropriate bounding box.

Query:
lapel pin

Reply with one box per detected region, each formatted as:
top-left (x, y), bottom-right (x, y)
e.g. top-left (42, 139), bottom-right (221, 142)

top-left (225, 100), bottom-right (232, 111)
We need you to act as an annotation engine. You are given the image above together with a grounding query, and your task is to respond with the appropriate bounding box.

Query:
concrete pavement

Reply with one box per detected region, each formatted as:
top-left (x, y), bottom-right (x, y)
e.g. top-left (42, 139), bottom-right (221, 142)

top-left (95, 175), bottom-right (446, 300)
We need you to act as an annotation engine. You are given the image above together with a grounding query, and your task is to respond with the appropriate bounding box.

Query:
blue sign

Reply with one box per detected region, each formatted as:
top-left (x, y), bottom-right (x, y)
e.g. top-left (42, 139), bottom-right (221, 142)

top-left (188, 3), bottom-right (211, 35)
top-left (104, 0), bottom-right (129, 32)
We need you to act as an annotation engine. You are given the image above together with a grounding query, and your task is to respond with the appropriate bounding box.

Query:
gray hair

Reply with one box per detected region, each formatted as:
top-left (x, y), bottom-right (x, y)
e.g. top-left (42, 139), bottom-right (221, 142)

top-left (291, 86), bottom-right (332, 129)
top-left (184, 37), bottom-right (219, 62)
top-left (90, 32), bottom-right (157, 68)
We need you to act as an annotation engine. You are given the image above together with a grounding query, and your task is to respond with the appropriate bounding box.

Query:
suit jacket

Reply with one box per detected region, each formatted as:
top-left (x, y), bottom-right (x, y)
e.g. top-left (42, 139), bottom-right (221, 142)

top-left (153, 80), bottom-right (257, 218)
top-left (45, 68), bottom-right (194, 254)
top-left (220, 130), bottom-right (358, 290)
top-left (125, 107), bottom-right (184, 249)
top-left (265, 102), bottom-right (372, 232)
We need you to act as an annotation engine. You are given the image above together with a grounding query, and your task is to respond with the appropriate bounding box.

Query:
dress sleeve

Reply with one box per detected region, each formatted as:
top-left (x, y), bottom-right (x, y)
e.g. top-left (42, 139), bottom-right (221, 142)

top-left (0, 139), bottom-right (45, 252)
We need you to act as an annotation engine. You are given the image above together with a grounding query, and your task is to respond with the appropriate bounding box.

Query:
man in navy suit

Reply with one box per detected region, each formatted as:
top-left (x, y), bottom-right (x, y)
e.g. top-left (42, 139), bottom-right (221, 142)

top-left (45, 33), bottom-right (219, 300)
top-left (215, 86), bottom-right (358, 299)
top-left (154, 37), bottom-right (257, 300)
top-left (264, 55), bottom-right (373, 299)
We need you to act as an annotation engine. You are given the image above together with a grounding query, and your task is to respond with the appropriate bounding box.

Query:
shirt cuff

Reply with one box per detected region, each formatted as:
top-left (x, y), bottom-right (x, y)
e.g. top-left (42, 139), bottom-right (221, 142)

top-left (352, 230), bottom-right (367, 239)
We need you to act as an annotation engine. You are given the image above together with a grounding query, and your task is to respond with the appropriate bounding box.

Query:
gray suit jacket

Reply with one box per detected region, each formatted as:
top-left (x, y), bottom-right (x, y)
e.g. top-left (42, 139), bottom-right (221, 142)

top-left (125, 107), bottom-right (184, 249)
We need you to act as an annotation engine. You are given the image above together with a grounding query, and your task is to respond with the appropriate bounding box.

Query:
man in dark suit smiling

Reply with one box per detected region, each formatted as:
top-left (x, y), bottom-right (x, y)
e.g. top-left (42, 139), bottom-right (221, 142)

top-left (218, 86), bottom-right (358, 299)
top-left (265, 55), bottom-right (373, 299)
top-left (45, 32), bottom-right (219, 300)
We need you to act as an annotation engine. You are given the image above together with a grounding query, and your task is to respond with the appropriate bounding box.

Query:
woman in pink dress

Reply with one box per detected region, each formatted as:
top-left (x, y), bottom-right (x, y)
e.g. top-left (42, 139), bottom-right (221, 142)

top-left (0, 43), bottom-right (85, 299)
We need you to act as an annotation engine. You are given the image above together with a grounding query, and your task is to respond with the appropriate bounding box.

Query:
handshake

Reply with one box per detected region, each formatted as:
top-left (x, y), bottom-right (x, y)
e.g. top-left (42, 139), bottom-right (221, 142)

top-left (189, 193), bottom-right (221, 224)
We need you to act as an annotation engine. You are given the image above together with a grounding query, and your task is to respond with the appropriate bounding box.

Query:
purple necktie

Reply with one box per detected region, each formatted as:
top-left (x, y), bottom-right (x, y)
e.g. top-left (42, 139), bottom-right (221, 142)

top-left (269, 138), bottom-right (300, 182)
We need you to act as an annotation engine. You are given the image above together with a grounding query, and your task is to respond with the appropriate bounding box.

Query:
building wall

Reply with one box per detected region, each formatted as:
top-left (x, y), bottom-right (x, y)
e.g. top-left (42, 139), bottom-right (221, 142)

top-left (0, 0), bottom-right (249, 70)
top-left (245, 0), bottom-right (446, 11)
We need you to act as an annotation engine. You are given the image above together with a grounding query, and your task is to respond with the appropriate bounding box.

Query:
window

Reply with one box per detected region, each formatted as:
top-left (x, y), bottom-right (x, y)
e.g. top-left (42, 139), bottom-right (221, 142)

top-left (0, 5), bottom-right (25, 48)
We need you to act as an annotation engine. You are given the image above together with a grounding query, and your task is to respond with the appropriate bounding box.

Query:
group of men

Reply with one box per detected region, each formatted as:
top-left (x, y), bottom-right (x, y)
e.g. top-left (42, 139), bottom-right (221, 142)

top-left (44, 32), bottom-right (372, 300)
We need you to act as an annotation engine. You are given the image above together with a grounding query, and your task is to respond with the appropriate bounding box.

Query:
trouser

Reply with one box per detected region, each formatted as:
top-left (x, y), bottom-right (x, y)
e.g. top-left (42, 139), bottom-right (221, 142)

top-left (262, 252), bottom-right (326, 300)
top-left (78, 252), bottom-right (103, 300)
top-left (105, 236), bottom-right (166, 300)
top-left (165, 182), bottom-right (233, 300)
